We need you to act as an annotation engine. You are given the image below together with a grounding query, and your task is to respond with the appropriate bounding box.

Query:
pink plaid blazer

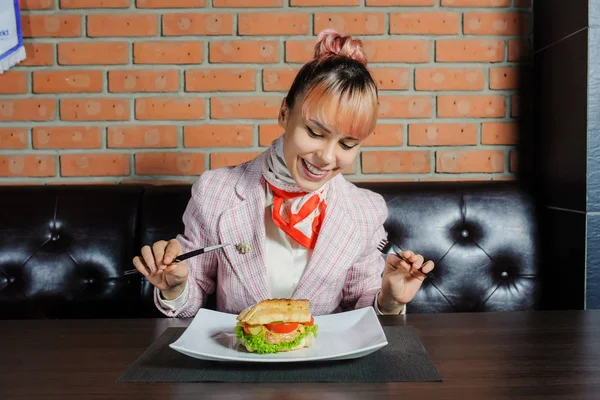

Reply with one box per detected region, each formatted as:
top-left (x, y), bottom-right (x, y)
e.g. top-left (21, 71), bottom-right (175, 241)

top-left (154, 151), bottom-right (388, 317)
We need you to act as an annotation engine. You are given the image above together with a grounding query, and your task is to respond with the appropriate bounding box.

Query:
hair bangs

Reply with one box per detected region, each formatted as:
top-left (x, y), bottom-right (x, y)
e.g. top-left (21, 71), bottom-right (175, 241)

top-left (300, 79), bottom-right (378, 142)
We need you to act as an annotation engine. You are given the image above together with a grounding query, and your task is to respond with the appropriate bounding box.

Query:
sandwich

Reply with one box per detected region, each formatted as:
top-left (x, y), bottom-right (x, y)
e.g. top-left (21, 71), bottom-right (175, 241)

top-left (234, 299), bottom-right (318, 354)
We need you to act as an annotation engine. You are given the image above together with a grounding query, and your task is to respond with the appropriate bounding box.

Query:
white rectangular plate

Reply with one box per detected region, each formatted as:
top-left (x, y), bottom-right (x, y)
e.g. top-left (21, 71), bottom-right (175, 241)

top-left (169, 307), bottom-right (388, 363)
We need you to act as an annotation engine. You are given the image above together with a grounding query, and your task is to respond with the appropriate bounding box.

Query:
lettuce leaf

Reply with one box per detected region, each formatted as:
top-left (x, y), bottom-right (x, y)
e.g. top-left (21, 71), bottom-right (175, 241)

top-left (234, 325), bottom-right (318, 354)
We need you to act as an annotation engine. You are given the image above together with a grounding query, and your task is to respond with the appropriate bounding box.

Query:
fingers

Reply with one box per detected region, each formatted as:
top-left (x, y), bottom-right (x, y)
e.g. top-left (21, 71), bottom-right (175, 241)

top-left (389, 250), bottom-right (434, 278)
top-left (136, 239), bottom-right (181, 282)
top-left (394, 251), bottom-right (420, 273)
top-left (163, 239), bottom-right (182, 266)
top-left (409, 260), bottom-right (435, 281)
top-left (152, 240), bottom-right (168, 267)
top-left (400, 250), bottom-right (413, 260)
top-left (411, 255), bottom-right (425, 278)
top-left (386, 253), bottom-right (411, 272)
top-left (162, 264), bottom-right (179, 275)
top-left (141, 245), bottom-right (157, 274)
top-left (398, 250), bottom-right (434, 274)
top-left (132, 256), bottom-right (150, 277)
top-left (399, 251), bottom-right (418, 272)
top-left (421, 260), bottom-right (435, 274)
top-left (401, 250), bottom-right (424, 266)
top-left (408, 269), bottom-right (426, 282)
top-left (163, 260), bottom-right (187, 278)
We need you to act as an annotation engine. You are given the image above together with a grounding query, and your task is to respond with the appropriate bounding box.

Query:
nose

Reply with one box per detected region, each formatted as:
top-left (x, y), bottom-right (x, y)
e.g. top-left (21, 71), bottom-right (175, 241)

top-left (316, 142), bottom-right (336, 166)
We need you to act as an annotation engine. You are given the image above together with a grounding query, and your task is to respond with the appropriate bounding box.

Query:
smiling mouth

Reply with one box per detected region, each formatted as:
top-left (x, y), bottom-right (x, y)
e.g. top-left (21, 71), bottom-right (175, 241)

top-left (302, 159), bottom-right (328, 176)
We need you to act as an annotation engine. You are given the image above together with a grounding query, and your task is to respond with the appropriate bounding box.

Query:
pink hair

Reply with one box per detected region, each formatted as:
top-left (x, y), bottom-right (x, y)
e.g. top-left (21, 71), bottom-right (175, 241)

top-left (285, 30), bottom-right (378, 141)
top-left (313, 29), bottom-right (368, 66)
top-left (301, 78), bottom-right (378, 141)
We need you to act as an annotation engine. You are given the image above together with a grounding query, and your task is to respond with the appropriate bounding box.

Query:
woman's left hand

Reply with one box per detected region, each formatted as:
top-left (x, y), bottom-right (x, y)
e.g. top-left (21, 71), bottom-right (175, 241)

top-left (378, 250), bottom-right (435, 314)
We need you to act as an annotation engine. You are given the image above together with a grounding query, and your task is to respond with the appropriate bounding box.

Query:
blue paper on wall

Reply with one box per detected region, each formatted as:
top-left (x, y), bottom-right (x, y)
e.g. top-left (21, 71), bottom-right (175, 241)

top-left (0, 0), bottom-right (26, 74)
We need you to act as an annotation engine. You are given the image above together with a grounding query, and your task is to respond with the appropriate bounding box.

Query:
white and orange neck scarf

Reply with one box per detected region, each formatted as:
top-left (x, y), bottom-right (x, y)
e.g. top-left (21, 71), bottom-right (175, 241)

top-left (262, 136), bottom-right (328, 250)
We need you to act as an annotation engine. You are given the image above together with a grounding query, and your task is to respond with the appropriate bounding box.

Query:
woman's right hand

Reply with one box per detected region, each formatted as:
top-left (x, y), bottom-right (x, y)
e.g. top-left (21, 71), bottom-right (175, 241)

top-left (132, 239), bottom-right (188, 300)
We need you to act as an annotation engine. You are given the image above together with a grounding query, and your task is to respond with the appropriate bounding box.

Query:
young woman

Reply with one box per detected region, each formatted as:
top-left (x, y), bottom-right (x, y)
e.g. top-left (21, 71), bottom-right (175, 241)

top-left (132, 29), bottom-right (435, 318)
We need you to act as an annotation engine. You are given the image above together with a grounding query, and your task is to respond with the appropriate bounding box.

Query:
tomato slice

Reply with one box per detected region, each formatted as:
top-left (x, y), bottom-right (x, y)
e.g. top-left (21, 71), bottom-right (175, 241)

top-left (304, 316), bottom-right (315, 326)
top-left (265, 322), bottom-right (299, 334)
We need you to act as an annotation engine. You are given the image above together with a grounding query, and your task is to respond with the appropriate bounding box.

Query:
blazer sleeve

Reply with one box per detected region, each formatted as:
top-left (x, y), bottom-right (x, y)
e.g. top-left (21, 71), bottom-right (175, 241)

top-left (340, 192), bottom-right (388, 311)
top-left (154, 175), bottom-right (218, 318)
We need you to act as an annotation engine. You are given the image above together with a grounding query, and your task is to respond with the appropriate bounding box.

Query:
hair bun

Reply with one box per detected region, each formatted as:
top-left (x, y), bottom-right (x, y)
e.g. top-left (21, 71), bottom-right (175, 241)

top-left (314, 29), bottom-right (368, 66)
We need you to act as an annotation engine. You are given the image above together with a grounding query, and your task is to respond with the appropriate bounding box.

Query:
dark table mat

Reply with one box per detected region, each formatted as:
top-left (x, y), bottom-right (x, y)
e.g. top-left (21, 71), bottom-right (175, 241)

top-left (117, 326), bottom-right (442, 383)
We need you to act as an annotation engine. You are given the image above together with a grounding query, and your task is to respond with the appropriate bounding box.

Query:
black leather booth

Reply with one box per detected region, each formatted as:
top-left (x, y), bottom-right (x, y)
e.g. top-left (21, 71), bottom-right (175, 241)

top-left (0, 181), bottom-right (541, 319)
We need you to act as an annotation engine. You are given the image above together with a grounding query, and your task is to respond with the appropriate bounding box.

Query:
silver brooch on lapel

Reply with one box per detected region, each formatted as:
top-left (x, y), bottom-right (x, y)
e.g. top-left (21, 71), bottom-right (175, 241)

top-left (235, 242), bottom-right (252, 254)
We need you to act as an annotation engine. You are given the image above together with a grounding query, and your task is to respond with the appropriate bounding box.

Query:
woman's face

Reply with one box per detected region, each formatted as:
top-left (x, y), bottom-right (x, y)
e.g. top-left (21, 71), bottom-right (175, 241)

top-left (278, 98), bottom-right (366, 193)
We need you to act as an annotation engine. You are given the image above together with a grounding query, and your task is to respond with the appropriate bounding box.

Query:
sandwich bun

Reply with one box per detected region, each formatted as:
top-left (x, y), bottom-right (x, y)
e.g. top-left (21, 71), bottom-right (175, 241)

top-left (234, 299), bottom-right (318, 354)
top-left (237, 298), bottom-right (312, 325)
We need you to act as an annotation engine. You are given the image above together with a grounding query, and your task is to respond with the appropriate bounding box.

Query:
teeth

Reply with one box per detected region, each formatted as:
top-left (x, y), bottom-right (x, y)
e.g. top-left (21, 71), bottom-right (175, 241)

top-left (303, 159), bottom-right (326, 176)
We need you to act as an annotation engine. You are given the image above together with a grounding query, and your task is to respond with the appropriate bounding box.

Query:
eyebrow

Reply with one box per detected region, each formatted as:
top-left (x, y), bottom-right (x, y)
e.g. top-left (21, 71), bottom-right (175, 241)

top-left (309, 119), bottom-right (331, 134)
top-left (308, 119), bottom-right (360, 142)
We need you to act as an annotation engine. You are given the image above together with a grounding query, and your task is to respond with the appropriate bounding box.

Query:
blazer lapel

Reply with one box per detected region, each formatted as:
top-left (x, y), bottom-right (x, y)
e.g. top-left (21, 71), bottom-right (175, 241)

top-left (218, 158), bottom-right (271, 304)
top-left (293, 177), bottom-right (359, 301)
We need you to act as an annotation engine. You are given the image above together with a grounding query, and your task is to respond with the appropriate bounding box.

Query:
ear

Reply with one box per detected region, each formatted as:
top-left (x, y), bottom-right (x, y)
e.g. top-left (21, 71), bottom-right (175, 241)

top-left (278, 97), bottom-right (289, 130)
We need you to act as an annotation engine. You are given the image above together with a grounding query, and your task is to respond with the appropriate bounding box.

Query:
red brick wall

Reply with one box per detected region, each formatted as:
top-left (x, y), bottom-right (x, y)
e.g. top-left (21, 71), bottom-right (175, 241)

top-left (0, 0), bottom-right (531, 184)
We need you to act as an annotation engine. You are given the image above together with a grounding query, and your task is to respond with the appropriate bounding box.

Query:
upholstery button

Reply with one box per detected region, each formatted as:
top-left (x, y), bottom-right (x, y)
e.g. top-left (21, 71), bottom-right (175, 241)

top-left (461, 229), bottom-right (469, 238)
top-left (51, 233), bottom-right (60, 241)
top-left (501, 271), bottom-right (508, 279)
top-left (88, 278), bottom-right (95, 284)
top-left (8, 277), bottom-right (15, 283)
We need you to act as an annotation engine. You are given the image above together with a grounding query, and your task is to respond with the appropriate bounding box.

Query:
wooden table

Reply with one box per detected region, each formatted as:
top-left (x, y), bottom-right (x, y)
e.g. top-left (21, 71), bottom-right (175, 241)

top-left (1, 310), bottom-right (599, 399)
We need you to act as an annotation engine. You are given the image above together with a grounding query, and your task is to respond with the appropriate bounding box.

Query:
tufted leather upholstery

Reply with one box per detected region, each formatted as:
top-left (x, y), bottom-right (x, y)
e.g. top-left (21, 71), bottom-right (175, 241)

top-left (0, 186), bottom-right (143, 319)
top-left (360, 182), bottom-right (540, 313)
top-left (0, 181), bottom-right (541, 319)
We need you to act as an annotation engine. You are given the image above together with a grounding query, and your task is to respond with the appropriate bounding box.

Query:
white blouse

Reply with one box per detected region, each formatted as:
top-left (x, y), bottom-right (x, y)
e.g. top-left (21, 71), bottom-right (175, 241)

top-left (158, 184), bottom-right (403, 315)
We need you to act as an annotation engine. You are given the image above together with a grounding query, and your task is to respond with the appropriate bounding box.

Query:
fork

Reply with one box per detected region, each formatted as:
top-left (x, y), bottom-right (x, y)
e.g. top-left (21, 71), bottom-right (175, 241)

top-left (377, 239), bottom-right (435, 280)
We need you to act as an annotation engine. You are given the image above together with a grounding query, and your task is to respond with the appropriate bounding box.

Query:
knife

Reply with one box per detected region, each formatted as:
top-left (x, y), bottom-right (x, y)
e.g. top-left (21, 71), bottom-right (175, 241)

top-left (123, 243), bottom-right (231, 276)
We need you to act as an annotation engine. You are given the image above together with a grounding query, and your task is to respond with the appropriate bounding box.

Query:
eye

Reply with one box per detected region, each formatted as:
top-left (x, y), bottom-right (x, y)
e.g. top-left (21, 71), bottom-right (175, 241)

top-left (340, 141), bottom-right (358, 150)
top-left (306, 126), bottom-right (323, 138)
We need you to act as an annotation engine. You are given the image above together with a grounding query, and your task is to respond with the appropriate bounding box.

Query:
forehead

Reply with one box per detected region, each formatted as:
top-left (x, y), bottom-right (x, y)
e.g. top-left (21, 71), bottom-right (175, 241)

top-left (299, 91), bottom-right (377, 140)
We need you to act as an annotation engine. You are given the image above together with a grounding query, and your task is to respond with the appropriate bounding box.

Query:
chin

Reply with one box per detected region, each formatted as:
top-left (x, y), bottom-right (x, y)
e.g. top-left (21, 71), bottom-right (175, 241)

top-left (289, 158), bottom-right (341, 192)
top-left (293, 168), bottom-right (337, 192)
